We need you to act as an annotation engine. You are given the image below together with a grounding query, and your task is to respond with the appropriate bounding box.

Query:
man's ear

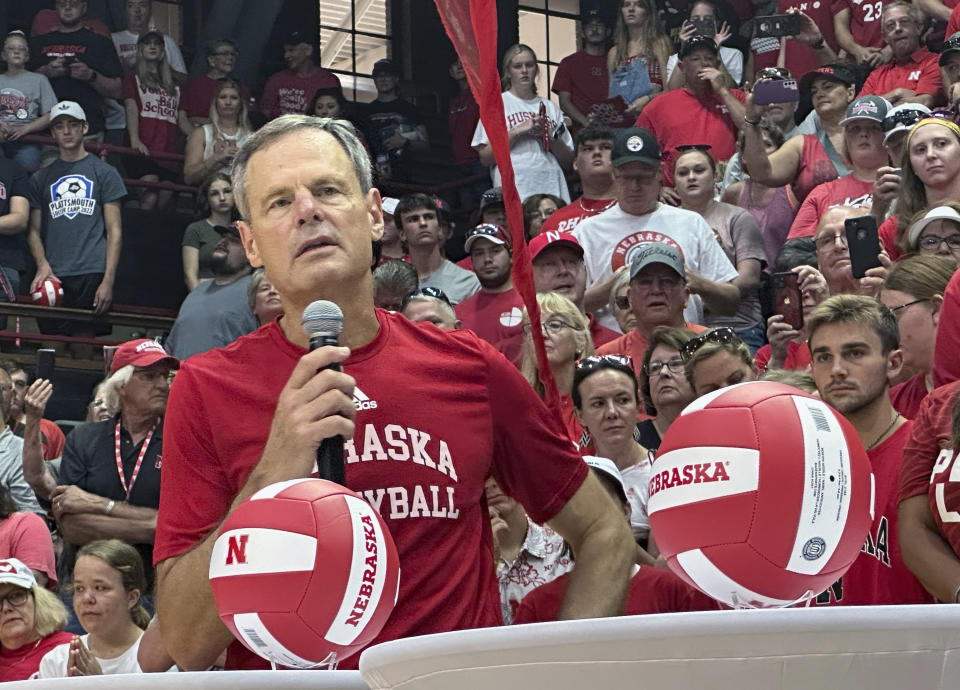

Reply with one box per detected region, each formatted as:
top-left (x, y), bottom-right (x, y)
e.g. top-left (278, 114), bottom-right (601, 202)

top-left (369, 189), bottom-right (385, 243)
top-left (887, 347), bottom-right (905, 384)
top-left (237, 220), bottom-right (263, 268)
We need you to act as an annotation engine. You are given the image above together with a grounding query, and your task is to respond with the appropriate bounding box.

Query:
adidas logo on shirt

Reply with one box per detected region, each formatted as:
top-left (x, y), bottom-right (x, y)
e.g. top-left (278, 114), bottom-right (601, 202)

top-left (353, 387), bottom-right (378, 411)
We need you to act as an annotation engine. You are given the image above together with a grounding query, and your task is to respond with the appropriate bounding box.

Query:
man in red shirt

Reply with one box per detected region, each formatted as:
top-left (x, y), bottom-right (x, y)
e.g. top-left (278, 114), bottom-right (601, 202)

top-left (261, 31), bottom-right (339, 121)
top-left (540, 124), bottom-right (617, 236)
top-left (858, 2), bottom-right (941, 106)
top-left (455, 224), bottom-right (524, 364)
top-left (635, 35), bottom-right (745, 188)
top-left (835, 0), bottom-right (888, 65)
top-left (530, 231), bottom-right (619, 346)
top-left (551, 8), bottom-right (611, 133)
top-left (179, 39), bottom-right (253, 127)
top-left (153, 116), bottom-right (635, 671)
top-left (806, 294), bottom-right (932, 605)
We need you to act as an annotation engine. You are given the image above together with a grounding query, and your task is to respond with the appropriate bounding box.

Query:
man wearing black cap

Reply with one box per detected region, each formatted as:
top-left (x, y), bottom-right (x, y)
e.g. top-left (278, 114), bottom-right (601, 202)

top-left (455, 224), bottom-right (525, 363)
top-left (164, 225), bottom-right (257, 360)
top-left (356, 59), bottom-right (430, 181)
top-left (942, 31), bottom-right (960, 103)
top-left (635, 34), bottom-right (745, 188)
top-left (261, 31), bottom-right (338, 121)
top-left (552, 9), bottom-right (611, 132)
top-left (859, 2), bottom-right (940, 107)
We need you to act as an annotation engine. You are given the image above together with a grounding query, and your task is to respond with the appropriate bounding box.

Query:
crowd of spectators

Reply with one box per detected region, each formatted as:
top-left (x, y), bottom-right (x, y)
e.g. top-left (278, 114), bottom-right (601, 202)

top-left (5, 0), bottom-right (960, 680)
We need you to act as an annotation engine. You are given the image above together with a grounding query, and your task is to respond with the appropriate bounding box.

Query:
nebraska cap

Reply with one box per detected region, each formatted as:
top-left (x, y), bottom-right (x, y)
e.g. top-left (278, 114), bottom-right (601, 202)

top-left (0, 558), bottom-right (37, 591)
top-left (110, 339), bottom-right (180, 375)
top-left (528, 230), bottom-right (584, 261)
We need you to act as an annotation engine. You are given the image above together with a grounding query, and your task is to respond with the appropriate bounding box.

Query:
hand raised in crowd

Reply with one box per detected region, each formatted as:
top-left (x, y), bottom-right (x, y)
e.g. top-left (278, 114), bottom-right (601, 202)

top-left (23, 379), bottom-right (53, 424)
top-left (856, 250), bottom-right (891, 298)
top-left (794, 265), bottom-right (829, 305)
top-left (714, 21), bottom-right (731, 48)
top-left (742, 84), bottom-right (764, 124)
top-left (766, 314), bottom-right (800, 369)
top-left (50, 485), bottom-right (103, 520)
top-left (68, 59), bottom-right (96, 82)
top-left (787, 9), bottom-right (823, 47)
top-left (698, 67), bottom-right (726, 92)
top-left (68, 636), bottom-right (103, 676)
top-left (678, 20), bottom-right (697, 43)
top-left (872, 166), bottom-right (901, 219)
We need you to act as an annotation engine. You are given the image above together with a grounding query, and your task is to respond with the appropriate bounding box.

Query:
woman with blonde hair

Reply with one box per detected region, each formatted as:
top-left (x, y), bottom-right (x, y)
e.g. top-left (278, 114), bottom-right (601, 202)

top-left (472, 44), bottom-right (574, 203)
top-left (520, 292), bottom-right (594, 446)
top-left (0, 558), bottom-right (70, 681)
top-left (607, 0), bottom-right (670, 117)
top-left (183, 78), bottom-right (253, 185)
top-left (682, 327), bottom-right (758, 397)
top-left (37, 540), bottom-right (153, 677)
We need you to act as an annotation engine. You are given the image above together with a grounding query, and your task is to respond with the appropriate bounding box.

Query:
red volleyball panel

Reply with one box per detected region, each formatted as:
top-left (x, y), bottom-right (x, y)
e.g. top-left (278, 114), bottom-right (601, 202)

top-left (702, 543), bottom-right (839, 604)
top-left (257, 612), bottom-right (334, 664)
top-left (211, 570), bottom-right (311, 614)
top-left (650, 492), bottom-right (757, 559)
top-left (660, 407), bottom-right (762, 455)
top-left (275, 478), bottom-right (355, 503)
top-left (225, 497), bottom-right (318, 538)
top-left (701, 382), bottom-right (803, 409)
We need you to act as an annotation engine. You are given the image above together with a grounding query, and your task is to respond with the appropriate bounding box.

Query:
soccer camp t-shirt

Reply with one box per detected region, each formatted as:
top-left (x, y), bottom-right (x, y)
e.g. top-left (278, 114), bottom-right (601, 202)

top-left (155, 310), bottom-right (588, 669)
top-left (27, 155), bottom-right (127, 277)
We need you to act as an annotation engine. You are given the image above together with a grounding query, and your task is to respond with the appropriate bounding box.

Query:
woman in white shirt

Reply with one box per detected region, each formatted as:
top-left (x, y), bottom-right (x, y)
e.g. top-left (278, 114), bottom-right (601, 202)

top-left (472, 44), bottom-right (574, 202)
top-left (36, 540), bottom-right (151, 677)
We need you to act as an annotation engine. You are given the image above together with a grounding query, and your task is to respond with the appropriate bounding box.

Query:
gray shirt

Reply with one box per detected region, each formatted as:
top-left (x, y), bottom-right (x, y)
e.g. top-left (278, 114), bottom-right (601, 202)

top-left (165, 274), bottom-right (259, 360)
top-left (0, 70), bottom-right (58, 127)
top-left (419, 259), bottom-right (480, 305)
top-left (0, 427), bottom-right (40, 515)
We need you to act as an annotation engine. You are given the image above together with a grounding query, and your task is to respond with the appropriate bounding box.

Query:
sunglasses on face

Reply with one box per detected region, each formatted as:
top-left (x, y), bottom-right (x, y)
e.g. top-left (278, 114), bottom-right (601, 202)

top-left (679, 327), bottom-right (739, 361)
top-left (400, 286), bottom-right (452, 309)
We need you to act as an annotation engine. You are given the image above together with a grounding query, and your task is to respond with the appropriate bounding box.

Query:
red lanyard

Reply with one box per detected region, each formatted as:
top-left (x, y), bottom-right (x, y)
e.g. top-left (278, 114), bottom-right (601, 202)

top-left (114, 421), bottom-right (155, 501)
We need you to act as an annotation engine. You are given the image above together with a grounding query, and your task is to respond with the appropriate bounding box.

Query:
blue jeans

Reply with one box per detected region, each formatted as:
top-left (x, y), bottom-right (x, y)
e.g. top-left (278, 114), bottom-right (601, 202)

top-left (736, 323), bottom-right (767, 356)
top-left (2, 142), bottom-right (42, 171)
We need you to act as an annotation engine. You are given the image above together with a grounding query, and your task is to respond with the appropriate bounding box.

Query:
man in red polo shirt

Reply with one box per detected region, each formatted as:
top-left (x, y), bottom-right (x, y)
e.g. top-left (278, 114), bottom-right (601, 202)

top-left (540, 124), bottom-right (617, 236)
top-left (859, 2), bottom-right (941, 107)
top-left (635, 35), bottom-right (745, 188)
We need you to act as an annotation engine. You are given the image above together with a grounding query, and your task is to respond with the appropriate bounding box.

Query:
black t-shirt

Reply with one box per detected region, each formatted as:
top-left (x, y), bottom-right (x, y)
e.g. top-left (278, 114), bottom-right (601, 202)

top-left (0, 158), bottom-right (29, 273)
top-left (635, 419), bottom-right (661, 455)
top-left (29, 28), bottom-right (123, 135)
top-left (357, 97), bottom-right (426, 156)
top-left (60, 416), bottom-right (163, 584)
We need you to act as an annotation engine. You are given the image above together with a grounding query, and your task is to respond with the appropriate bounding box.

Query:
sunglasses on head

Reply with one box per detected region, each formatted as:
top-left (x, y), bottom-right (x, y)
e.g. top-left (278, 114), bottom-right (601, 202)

top-left (400, 286), bottom-right (452, 309)
top-left (575, 354), bottom-right (634, 374)
top-left (883, 109), bottom-right (927, 132)
top-left (675, 144), bottom-right (713, 154)
top-left (679, 327), bottom-right (740, 361)
top-left (756, 67), bottom-right (790, 81)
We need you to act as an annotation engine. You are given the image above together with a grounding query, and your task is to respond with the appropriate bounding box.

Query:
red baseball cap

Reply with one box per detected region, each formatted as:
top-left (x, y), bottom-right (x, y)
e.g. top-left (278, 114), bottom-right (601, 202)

top-left (528, 230), bottom-right (584, 261)
top-left (110, 339), bottom-right (180, 375)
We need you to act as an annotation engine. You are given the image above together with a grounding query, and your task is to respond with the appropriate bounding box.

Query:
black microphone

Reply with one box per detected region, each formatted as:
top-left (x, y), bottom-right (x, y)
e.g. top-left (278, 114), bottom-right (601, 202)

top-left (302, 300), bottom-right (346, 485)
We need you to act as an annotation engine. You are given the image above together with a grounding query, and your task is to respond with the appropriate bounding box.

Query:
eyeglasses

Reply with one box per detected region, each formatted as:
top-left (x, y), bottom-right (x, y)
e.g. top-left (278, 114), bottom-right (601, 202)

top-left (680, 327), bottom-right (740, 361)
top-left (400, 286), bottom-right (452, 309)
top-left (883, 109), bottom-right (927, 132)
top-left (889, 298), bottom-right (929, 315)
top-left (881, 18), bottom-right (917, 32)
top-left (918, 233), bottom-right (960, 250)
top-left (526, 208), bottom-right (557, 221)
top-left (755, 67), bottom-right (790, 81)
top-left (644, 356), bottom-right (685, 377)
top-left (575, 354), bottom-right (634, 373)
top-left (0, 589), bottom-right (29, 608)
top-left (522, 318), bottom-right (575, 337)
top-left (814, 232), bottom-right (848, 250)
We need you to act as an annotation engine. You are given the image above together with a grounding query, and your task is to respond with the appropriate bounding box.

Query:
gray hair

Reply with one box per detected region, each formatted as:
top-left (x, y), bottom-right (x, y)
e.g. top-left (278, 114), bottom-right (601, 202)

top-left (372, 259), bottom-right (418, 296)
top-left (102, 365), bottom-right (134, 406)
top-left (608, 269), bottom-right (632, 314)
top-left (881, 0), bottom-right (923, 26)
top-left (247, 267), bottom-right (266, 311)
top-left (402, 295), bottom-right (457, 323)
top-left (231, 115), bottom-right (372, 220)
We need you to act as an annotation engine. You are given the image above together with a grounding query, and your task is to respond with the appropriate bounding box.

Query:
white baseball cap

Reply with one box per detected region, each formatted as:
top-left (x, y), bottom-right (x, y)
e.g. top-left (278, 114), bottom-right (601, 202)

top-left (50, 100), bottom-right (87, 124)
top-left (0, 558), bottom-right (37, 590)
top-left (907, 205), bottom-right (960, 249)
top-left (583, 455), bottom-right (628, 505)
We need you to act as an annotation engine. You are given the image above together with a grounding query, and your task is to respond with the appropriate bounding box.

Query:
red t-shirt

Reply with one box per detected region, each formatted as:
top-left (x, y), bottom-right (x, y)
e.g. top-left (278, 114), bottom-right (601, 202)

top-left (934, 268), bottom-right (960, 388)
top-left (794, 134), bottom-right (841, 203)
top-left (898, 382), bottom-right (960, 563)
top-left (811, 421), bottom-right (933, 606)
top-left (786, 175), bottom-right (873, 239)
top-left (0, 631), bottom-right (72, 681)
top-left (122, 73), bottom-right (181, 166)
top-left (260, 67), bottom-right (340, 120)
top-left (878, 215), bottom-right (903, 261)
top-left (755, 0), bottom-right (840, 79)
top-left (455, 288), bottom-right (525, 365)
top-left (154, 310), bottom-right (588, 669)
top-left (180, 75), bottom-right (254, 120)
top-left (949, 3), bottom-right (960, 39)
top-left (635, 88), bottom-right (745, 188)
top-left (859, 49), bottom-right (942, 98)
top-left (448, 88), bottom-right (480, 166)
top-left (840, 0), bottom-right (885, 49)
top-left (540, 197), bottom-right (617, 235)
top-left (598, 324), bottom-right (708, 392)
top-left (514, 566), bottom-right (722, 623)
top-left (890, 373), bottom-right (929, 420)
top-left (551, 51), bottom-right (609, 120)
top-left (30, 10), bottom-right (110, 37)
top-left (588, 313), bottom-right (620, 348)
top-left (753, 339), bottom-right (811, 374)
top-left (0, 512), bottom-right (57, 588)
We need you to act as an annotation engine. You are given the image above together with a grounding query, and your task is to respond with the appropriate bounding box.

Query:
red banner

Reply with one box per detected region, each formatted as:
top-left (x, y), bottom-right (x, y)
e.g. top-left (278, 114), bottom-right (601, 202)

top-left (433, 0), bottom-right (560, 412)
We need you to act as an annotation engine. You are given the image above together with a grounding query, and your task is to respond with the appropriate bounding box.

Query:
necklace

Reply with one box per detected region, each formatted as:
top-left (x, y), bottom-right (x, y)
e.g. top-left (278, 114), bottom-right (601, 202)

top-left (866, 412), bottom-right (901, 451)
top-left (578, 197), bottom-right (617, 215)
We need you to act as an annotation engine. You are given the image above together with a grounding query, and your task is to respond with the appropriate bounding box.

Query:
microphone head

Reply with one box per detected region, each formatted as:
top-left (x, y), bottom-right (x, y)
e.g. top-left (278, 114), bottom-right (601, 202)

top-left (302, 300), bottom-right (344, 337)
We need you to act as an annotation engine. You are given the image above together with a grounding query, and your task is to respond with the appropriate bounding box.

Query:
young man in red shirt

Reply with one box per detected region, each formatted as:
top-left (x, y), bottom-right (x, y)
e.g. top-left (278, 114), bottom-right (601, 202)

top-left (260, 31), bottom-right (339, 120)
top-left (806, 294), bottom-right (932, 606)
top-left (540, 124), bottom-right (617, 236)
top-left (858, 2), bottom-right (941, 107)
top-left (551, 9), bottom-right (611, 134)
top-left (834, 0), bottom-right (887, 65)
top-left (635, 35), bottom-right (745, 188)
top-left (153, 115), bottom-right (635, 671)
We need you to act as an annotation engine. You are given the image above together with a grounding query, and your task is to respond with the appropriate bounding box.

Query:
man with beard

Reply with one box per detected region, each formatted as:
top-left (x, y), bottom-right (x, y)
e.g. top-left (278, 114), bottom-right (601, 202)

top-left (164, 224), bottom-right (257, 360)
top-left (806, 294), bottom-right (932, 606)
top-left (261, 31), bottom-right (338, 120)
top-left (455, 224), bottom-right (524, 363)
